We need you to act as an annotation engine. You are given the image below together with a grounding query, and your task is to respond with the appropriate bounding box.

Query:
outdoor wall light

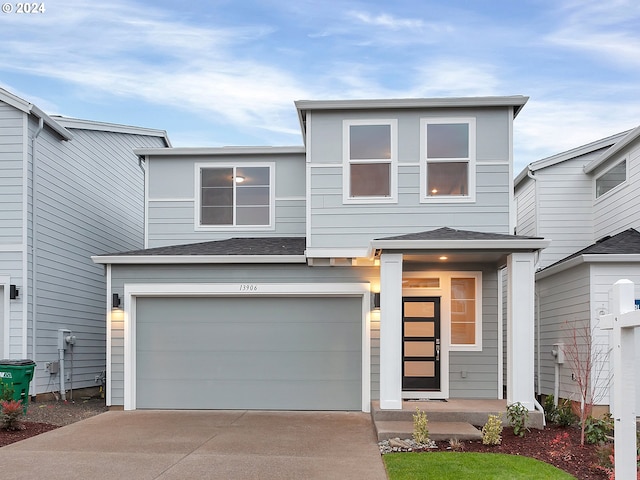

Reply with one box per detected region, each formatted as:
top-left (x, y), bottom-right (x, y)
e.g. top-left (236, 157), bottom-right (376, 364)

top-left (9, 285), bottom-right (18, 299)
top-left (112, 293), bottom-right (121, 308)
top-left (373, 292), bottom-right (381, 310)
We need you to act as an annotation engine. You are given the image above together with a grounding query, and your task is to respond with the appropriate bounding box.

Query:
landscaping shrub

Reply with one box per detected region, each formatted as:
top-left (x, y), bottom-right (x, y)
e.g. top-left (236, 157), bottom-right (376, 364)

top-left (412, 408), bottom-right (429, 444)
top-left (507, 402), bottom-right (529, 437)
top-left (584, 413), bottom-right (613, 445)
top-left (0, 400), bottom-right (24, 431)
top-left (482, 414), bottom-right (503, 445)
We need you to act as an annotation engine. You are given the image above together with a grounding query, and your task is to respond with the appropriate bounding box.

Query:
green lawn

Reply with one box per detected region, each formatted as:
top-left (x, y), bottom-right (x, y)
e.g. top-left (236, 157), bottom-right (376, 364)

top-left (383, 452), bottom-right (576, 480)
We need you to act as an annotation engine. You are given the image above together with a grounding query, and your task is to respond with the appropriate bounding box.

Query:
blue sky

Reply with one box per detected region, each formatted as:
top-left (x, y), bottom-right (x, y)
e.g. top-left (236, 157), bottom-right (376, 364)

top-left (1, 0), bottom-right (638, 174)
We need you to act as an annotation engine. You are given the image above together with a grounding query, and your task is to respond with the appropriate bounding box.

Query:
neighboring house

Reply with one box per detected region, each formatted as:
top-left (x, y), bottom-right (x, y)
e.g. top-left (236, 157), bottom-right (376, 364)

top-left (0, 88), bottom-right (170, 399)
top-left (93, 96), bottom-right (549, 412)
top-left (514, 125), bottom-right (640, 411)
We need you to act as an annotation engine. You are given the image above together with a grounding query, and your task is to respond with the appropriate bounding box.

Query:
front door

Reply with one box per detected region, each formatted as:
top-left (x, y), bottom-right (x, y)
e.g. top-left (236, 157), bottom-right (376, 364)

top-left (402, 297), bottom-right (441, 391)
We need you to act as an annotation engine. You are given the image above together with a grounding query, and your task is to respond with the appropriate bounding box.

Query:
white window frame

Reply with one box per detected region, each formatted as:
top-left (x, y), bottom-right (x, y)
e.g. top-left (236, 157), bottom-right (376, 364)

top-left (195, 162), bottom-right (275, 231)
top-left (594, 157), bottom-right (628, 201)
top-left (343, 119), bottom-right (398, 204)
top-left (420, 117), bottom-right (476, 203)
top-left (448, 272), bottom-right (482, 352)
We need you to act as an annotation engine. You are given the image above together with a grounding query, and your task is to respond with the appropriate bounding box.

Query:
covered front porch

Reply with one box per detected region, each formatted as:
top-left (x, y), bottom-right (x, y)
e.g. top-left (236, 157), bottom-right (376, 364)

top-left (370, 228), bottom-right (550, 414)
top-left (371, 399), bottom-right (545, 441)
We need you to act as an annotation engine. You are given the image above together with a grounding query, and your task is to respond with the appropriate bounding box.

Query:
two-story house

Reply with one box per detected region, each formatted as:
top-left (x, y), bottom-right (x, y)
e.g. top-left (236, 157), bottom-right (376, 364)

top-left (515, 125), bottom-right (640, 412)
top-left (93, 96), bottom-right (549, 413)
top-left (0, 87), bottom-right (170, 400)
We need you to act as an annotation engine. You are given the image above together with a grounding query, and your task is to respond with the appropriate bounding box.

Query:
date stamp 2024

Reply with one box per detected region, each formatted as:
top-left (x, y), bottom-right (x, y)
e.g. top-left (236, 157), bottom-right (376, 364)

top-left (2, 2), bottom-right (45, 14)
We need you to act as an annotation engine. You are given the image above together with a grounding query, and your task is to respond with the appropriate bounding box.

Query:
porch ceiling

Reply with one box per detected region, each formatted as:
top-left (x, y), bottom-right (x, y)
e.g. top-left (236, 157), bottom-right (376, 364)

top-left (402, 251), bottom-right (508, 266)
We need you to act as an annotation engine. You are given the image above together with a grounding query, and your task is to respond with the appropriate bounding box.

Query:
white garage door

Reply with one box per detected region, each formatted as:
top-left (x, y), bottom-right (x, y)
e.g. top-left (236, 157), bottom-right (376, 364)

top-left (136, 296), bottom-right (362, 410)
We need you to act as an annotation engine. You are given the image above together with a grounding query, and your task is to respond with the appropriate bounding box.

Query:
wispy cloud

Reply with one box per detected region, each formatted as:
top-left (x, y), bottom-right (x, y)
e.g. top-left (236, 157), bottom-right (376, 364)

top-left (0, 0), bottom-right (309, 133)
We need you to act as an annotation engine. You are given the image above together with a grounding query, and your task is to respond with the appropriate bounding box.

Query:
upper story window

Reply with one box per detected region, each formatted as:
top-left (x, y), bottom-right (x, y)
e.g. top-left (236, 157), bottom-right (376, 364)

top-left (595, 159), bottom-right (626, 199)
top-left (196, 164), bottom-right (273, 229)
top-left (343, 119), bottom-right (397, 203)
top-left (420, 118), bottom-right (476, 203)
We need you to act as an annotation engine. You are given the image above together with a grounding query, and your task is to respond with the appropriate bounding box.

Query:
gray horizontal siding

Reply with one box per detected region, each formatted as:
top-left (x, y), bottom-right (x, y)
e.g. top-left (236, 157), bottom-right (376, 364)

top-left (309, 164), bottom-right (511, 249)
top-left (593, 141), bottom-right (640, 239)
top-left (147, 199), bottom-right (305, 248)
top-left (30, 122), bottom-right (166, 395)
top-left (0, 103), bottom-right (24, 246)
top-left (0, 252), bottom-right (24, 358)
top-left (536, 264), bottom-right (591, 402)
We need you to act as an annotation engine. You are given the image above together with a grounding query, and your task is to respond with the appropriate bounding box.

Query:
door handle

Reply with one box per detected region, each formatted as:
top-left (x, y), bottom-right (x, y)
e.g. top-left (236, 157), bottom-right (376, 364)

top-left (435, 344), bottom-right (440, 361)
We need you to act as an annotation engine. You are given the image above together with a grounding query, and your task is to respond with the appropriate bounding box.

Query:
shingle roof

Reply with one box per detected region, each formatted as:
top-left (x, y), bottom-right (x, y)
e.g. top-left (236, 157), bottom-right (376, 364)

top-left (543, 228), bottom-right (640, 270)
top-left (376, 227), bottom-right (543, 242)
top-left (105, 237), bottom-right (306, 257)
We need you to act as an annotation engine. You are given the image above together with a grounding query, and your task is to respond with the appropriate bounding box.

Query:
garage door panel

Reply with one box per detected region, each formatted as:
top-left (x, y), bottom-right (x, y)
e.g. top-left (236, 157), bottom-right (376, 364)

top-left (137, 351), bottom-right (361, 381)
top-left (138, 322), bottom-right (360, 352)
top-left (138, 378), bottom-right (362, 410)
top-left (136, 296), bottom-right (362, 410)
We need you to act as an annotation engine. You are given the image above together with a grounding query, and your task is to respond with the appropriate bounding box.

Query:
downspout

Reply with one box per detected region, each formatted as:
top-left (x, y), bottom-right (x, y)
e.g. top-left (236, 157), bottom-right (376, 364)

top-left (526, 167), bottom-right (545, 424)
top-left (30, 117), bottom-right (44, 391)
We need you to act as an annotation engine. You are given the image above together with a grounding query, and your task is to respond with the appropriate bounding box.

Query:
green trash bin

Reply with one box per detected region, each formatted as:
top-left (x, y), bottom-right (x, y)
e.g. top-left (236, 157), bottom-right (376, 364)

top-left (0, 359), bottom-right (36, 413)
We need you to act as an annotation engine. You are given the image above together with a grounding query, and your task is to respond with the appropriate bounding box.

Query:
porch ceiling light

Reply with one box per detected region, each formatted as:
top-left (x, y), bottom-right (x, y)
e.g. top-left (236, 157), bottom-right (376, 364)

top-left (439, 256), bottom-right (448, 261)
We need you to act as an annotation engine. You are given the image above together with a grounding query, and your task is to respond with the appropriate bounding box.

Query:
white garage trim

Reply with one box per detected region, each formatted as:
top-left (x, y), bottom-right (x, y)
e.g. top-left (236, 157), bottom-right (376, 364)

top-left (122, 282), bottom-right (371, 412)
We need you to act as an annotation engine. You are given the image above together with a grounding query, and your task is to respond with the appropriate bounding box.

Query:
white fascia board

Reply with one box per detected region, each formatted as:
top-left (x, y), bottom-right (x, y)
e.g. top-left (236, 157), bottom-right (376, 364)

top-left (304, 247), bottom-right (370, 259)
top-left (370, 238), bottom-right (550, 251)
top-left (295, 95), bottom-right (529, 116)
top-left (54, 117), bottom-right (170, 145)
top-left (134, 146), bottom-right (305, 157)
top-left (91, 255), bottom-right (307, 265)
top-left (584, 125), bottom-right (640, 174)
top-left (536, 254), bottom-right (640, 280)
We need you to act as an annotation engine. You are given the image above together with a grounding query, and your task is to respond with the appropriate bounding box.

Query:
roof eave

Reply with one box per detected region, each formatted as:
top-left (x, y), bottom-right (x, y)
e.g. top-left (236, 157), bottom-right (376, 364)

top-left (370, 238), bottom-right (550, 251)
top-left (133, 146), bottom-right (305, 157)
top-left (294, 95), bottom-right (529, 116)
top-left (91, 254), bottom-right (307, 265)
top-left (536, 253), bottom-right (640, 280)
top-left (584, 124), bottom-right (640, 174)
top-left (53, 117), bottom-right (171, 146)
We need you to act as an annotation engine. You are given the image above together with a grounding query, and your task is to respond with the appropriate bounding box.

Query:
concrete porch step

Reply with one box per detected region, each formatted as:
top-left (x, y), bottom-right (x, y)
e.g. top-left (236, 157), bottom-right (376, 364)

top-left (375, 420), bottom-right (483, 442)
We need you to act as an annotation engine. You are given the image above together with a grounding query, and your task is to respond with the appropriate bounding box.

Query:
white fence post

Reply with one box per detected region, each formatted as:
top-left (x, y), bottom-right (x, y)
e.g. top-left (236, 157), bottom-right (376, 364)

top-left (601, 279), bottom-right (639, 479)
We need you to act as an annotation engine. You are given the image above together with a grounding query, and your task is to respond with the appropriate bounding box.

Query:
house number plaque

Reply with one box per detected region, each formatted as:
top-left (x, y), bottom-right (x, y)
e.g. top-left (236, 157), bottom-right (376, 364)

top-left (239, 284), bottom-right (258, 292)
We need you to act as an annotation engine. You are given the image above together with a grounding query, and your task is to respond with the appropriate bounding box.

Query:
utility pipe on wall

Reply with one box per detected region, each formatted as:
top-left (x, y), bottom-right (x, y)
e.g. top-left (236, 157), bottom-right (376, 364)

top-left (30, 117), bottom-right (44, 374)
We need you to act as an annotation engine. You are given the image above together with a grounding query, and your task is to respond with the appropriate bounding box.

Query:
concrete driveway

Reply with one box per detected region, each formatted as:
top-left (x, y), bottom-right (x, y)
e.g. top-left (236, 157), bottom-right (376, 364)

top-left (0, 410), bottom-right (388, 479)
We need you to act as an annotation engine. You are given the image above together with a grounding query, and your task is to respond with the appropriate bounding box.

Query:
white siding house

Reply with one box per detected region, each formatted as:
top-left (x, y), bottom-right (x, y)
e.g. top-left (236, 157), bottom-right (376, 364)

top-left (94, 96), bottom-right (549, 414)
top-left (515, 125), bottom-right (640, 410)
top-left (0, 88), bottom-right (170, 398)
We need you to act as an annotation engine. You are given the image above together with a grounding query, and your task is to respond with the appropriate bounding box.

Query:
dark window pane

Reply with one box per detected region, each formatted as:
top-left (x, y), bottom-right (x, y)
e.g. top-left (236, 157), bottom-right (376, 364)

top-left (596, 160), bottom-right (626, 198)
top-left (236, 186), bottom-right (269, 206)
top-left (427, 123), bottom-right (469, 158)
top-left (427, 162), bottom-right (468, 196)
top-left (202, 187), bottom-right (232, 207)
top-left (237, 206), bottom-right (269, 225)
top-left (350, 125), bottom-right (391, 159)
top-left (351, 163), bottom-right (391, 197)
top-left (236, 166), bottom-right (269, 186)
top-left (201, 168), bottom-right (233, 187)
top-left (201, 206), bottom-right (233, 225)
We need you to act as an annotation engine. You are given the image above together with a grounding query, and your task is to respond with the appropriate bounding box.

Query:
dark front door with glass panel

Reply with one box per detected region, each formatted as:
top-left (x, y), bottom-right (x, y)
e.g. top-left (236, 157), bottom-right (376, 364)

top-left (402, 297), bottom-right (441, 391)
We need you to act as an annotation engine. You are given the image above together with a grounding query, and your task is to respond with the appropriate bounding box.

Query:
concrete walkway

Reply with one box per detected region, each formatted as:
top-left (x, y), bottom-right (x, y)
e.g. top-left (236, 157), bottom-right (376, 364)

top-left (0, 410), bottom-right (388, 480)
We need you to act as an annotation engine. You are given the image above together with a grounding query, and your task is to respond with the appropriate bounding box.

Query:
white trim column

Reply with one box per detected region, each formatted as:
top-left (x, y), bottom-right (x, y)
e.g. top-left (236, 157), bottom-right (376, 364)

top-left (506, 252), bottom-right (535, 410)
top-left (379, 253), bottom-right (403, 409)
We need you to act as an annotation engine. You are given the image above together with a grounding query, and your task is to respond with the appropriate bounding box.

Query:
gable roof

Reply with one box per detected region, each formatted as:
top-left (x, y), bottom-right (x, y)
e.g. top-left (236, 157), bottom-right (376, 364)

top-left (538, 228), bottom-right (640, 278)
top-left (0, 87), bottom-right (73, 140)
top-left (52, 116), bottom-right (171, 146)
top-left (514, 129), bottom-right (630, 188)
top-left (92, 237), bottom-right (307, 264)
top-left (583, 124), bottom-right (640, 174)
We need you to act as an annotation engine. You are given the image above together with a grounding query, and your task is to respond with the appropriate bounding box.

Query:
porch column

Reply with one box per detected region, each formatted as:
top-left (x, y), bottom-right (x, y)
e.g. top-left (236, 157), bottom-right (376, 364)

top-left (506, 252), bottom-right (535, 410)
top-left (379, 253), bottom-right (403, 409)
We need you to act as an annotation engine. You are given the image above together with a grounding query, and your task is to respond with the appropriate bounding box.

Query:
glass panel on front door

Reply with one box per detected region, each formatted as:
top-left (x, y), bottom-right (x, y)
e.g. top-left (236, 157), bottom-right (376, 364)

top-left (402, 297), bottom-right (441, 391)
